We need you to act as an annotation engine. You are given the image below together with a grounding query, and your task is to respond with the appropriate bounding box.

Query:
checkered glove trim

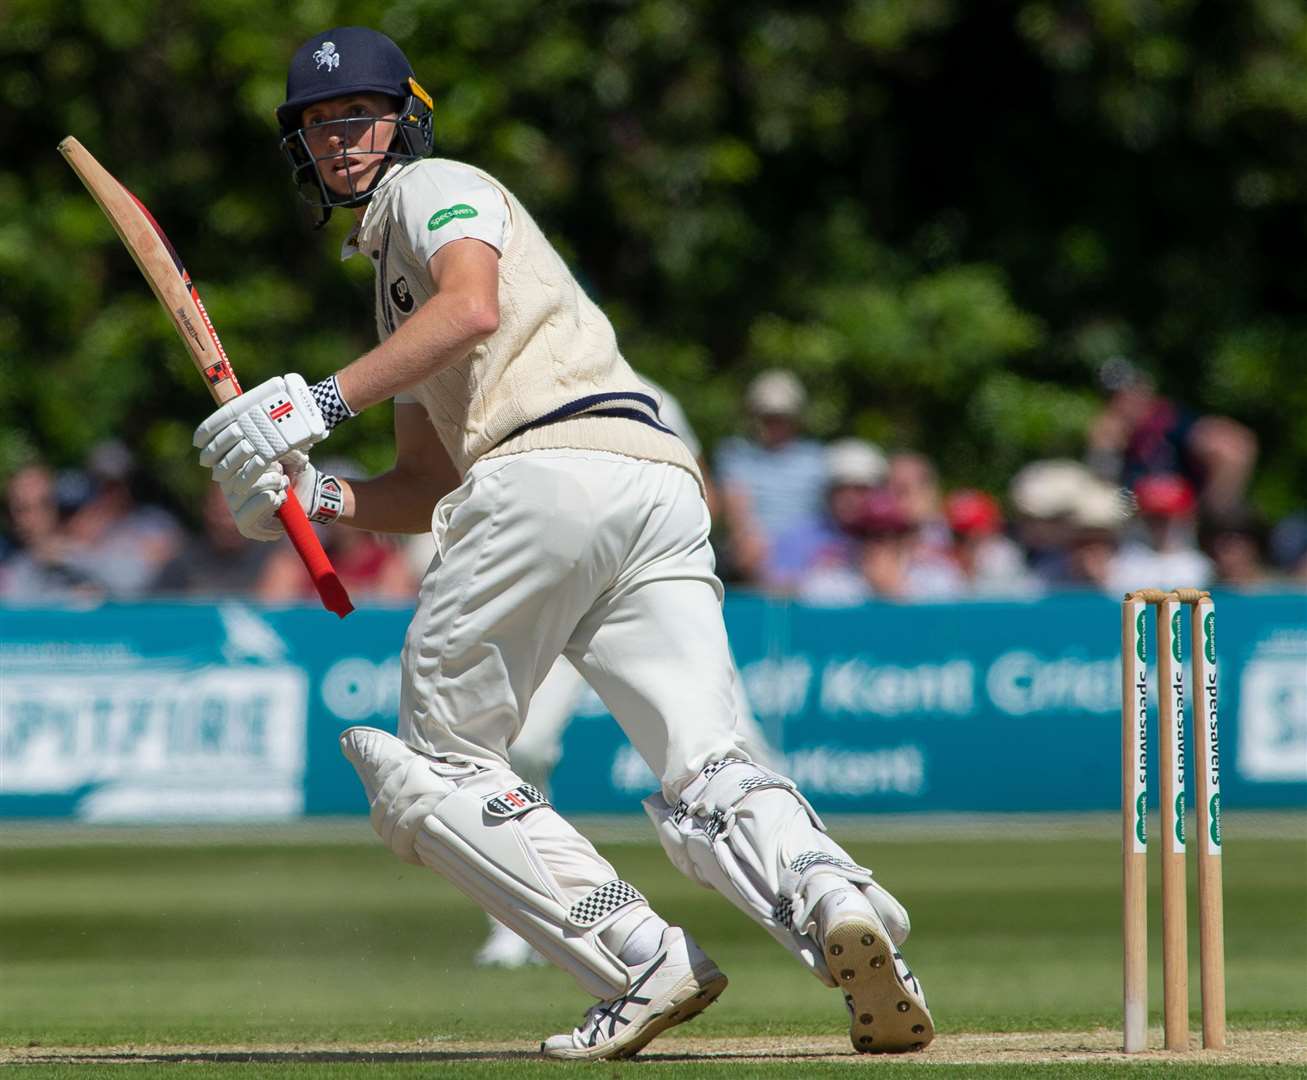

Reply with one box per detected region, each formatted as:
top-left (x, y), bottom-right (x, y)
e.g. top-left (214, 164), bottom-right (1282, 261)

top-left (703, 808), bottom-right (730, 842)
top-left (773, 897), bottom-right (795, 929)
top-left (701, 757), bottom-right (747, 781)
top-left (568, 879), bottom-right (644, 928)
top-left (310, 375), bottom-right (357, 431)
top-left (791, 851), bottom-right (862, 876)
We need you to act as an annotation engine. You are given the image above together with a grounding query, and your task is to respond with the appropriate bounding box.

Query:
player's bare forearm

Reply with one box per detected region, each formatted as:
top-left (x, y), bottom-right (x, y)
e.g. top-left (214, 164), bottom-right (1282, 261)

top-left (335, 239), bottom-right (500, 412)
top-left (335, 401), bottom-right (462, 533)
top-left (337, 468), bottom-right (443, 533)
top-left (335, 293), bottom-right (497, 412)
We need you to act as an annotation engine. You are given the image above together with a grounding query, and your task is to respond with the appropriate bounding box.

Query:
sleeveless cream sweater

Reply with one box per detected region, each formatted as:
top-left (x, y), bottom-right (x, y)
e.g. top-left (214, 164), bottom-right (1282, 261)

top-left (359, 159), bottom-right (701, 489)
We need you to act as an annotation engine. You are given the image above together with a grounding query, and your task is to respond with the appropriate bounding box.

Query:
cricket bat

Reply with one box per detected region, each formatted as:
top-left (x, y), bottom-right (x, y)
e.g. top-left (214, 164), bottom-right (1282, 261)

top-left (57, 136), bottom-right (353, 617)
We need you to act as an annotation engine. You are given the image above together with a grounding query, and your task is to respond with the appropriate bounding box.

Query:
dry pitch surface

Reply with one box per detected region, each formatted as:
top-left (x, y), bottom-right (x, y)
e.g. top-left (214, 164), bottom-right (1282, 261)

top-left (6, 1031), bottom-right (1306, 1067)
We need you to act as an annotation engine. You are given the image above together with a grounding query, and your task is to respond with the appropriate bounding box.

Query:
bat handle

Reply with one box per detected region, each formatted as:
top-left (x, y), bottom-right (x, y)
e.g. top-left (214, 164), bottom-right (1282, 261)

top-left (276, 492), bottom-right (355, 618)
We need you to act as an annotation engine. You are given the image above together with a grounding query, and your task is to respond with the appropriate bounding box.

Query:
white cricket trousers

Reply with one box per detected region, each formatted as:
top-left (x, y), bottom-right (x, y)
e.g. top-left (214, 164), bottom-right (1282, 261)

top-left (400, 449), bottom-right (749, 800)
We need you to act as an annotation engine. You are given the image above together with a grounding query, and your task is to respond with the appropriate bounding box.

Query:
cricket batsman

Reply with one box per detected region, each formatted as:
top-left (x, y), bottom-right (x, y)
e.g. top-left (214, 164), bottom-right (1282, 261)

top-left (192, 26), bottom-right (934, 1059)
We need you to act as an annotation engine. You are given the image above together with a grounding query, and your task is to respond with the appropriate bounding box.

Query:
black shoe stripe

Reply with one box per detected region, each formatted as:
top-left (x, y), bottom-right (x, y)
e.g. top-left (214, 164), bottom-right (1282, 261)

top-left (584, 950), bottom-right (669, 1045)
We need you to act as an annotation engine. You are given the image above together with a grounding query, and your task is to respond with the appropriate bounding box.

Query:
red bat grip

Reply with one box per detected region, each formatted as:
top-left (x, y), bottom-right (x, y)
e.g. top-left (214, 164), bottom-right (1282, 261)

top-left (277, 488), bottom-right (355, 618)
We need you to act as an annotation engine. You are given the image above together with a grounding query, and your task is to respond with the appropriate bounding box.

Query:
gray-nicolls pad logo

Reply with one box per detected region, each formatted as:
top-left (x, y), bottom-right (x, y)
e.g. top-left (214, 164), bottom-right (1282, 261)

top-left (313, 42), bottom-right (340, 71)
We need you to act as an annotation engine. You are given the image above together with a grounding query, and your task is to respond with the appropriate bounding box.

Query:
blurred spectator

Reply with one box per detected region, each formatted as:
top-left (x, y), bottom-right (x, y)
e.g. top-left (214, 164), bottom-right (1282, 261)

top-left (259, 527), bottom-right (416, 603)
top-left (256, 458), bottom-right (416, 603)
top-left (856, 490), bottom-right (914, 601)
top-left (798, 488), bottom-right (964, 603)
top-left (0, 463), bottom-right (102, 601)
top-left (1065, 480), bottom-right (1130, 593)
top-left (1008, 459), bottom-right (1096, 585)
top-left (1110, 474), bottom-right (1212, 592)
top-left (1269, 514), bottom-right (1307, 587)
top-left (764, 438), bottom-right (887, 591)
top-left (1087, 358), bottom-right (1257, 513)
top-left (58, 440), bottom-right (183, 597)
top-left (887, 452), bottom-right (951, 556)
top-left (887, 453), bottom-right (962, 597)
top-left (1200, 507), bottom-right (1272, 591)
top-left (798, 490), bottom-right (905, 605)
top-left (945, 490), bottom-right (1033, 596)
top-left (155, 484), bottom-right (277, 596)
top-left (715, 370), bottom-right (827, 582)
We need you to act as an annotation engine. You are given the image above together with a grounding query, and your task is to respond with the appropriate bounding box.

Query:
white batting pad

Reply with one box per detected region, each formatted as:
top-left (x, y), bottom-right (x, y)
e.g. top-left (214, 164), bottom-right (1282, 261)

top-left (340, 725), bottom-right (466, 863)
top-left (645, 758), bottom-right (909, 986)
top-left (341, 726), bottom-right (641, 998)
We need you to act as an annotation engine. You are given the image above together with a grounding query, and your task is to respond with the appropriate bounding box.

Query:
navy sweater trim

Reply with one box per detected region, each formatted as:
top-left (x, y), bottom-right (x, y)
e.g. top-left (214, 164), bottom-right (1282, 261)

top-left (500, 392), bottom-right (675, 444)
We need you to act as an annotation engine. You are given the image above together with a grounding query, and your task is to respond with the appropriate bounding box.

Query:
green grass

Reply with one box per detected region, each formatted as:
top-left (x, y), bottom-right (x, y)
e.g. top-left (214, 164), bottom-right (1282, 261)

top-left (2, 818), bottom-right (1304, 1076)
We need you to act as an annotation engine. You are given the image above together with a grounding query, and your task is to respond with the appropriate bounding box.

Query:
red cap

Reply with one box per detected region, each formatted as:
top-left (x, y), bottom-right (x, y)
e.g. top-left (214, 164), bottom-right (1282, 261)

top-left (1133, 474), bottom-right (1196, 517)
top-left (946, 490), bottom-right (1003, 536)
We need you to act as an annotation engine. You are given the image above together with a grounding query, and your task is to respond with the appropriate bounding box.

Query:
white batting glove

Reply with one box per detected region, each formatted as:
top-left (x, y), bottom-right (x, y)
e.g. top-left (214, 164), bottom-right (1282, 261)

top-left (193, 374), bottom-right (330, 484)
top-left (285, 452), bottom-right (346, 525)
top-left (220, 460), bottom-right (289, 542)
top-left (218, 451), bottom-right (345, 542)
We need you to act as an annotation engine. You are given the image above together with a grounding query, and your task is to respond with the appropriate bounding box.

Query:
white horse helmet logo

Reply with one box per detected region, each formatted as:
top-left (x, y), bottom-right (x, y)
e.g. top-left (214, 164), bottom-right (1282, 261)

top-left (313, 42), bottom-right (340, 71)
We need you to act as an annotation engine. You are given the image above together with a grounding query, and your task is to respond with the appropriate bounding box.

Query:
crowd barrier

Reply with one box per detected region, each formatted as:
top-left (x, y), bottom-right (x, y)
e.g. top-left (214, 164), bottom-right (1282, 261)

top-left (2, 593), bottom-right (1304, 821)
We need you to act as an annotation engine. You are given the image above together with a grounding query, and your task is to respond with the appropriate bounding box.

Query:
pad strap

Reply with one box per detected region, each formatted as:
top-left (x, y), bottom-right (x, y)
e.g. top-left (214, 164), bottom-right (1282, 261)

top-left (646, 757), bottom-right (877, 988)
top-left (568, 880), bottom-right (645, 929)
top-left (774, 851), bottom-right (869, 929)
top-left (670, 757), bottom-right (816, 841)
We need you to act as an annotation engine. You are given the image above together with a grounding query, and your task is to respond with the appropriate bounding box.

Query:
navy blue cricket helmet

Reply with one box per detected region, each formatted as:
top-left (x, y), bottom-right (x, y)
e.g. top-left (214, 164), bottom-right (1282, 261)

top-left (277, 27), bottom-right (435, 227)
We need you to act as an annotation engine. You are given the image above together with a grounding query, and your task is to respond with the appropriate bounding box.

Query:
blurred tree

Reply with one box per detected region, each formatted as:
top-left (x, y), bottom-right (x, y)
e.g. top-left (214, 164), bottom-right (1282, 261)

top-left (2, 0), bottom-right (1304, 520)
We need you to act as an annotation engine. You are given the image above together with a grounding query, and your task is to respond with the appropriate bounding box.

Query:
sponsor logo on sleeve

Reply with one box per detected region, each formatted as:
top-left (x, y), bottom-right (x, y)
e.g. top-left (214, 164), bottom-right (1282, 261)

top-left (427, 204), bottom-right (478, 231)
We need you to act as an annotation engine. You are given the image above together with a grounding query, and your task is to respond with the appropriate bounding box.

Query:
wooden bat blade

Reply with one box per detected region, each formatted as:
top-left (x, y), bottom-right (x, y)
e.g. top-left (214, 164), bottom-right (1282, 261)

top-left (58, 135), bottom-right (353, 618)
top-left (58, 136), bottom-right (242, 404)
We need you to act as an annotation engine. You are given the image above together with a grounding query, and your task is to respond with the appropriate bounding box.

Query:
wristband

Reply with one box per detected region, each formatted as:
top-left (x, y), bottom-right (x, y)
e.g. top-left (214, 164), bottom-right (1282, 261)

top-left (309, 375), bottom-right (357, 430)
top-left (309, 472), bottom-right (345, 524)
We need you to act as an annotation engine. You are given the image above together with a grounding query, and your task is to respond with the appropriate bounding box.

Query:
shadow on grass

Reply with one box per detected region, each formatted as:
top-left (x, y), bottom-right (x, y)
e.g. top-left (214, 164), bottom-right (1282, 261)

top-left (19, 1051), bottom-right (524, 1065)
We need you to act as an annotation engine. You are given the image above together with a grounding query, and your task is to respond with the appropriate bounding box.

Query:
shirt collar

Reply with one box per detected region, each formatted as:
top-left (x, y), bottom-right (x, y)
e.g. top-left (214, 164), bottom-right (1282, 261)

top-left (340, 228), bottom-right (361, 261)
top-left (340, 190), bottom-right (382, 261)
top-left (339, 160), bottom-right (421, 261)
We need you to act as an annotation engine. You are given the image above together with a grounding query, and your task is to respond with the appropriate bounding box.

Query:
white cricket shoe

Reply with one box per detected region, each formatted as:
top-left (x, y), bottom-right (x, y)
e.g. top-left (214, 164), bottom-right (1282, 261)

top-left (474, 917), bottom-right (546, 969)
top-left (540, 927), bottom-right (727, 1060)
top-left (818, 887), bottom-right (934, 1054)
